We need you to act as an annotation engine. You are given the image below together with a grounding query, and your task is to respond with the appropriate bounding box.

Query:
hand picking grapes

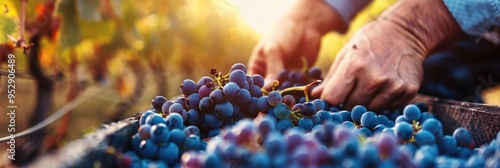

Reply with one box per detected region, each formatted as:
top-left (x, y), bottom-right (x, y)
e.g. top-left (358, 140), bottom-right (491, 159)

top-left (248, 0), bottom-right (500, 110)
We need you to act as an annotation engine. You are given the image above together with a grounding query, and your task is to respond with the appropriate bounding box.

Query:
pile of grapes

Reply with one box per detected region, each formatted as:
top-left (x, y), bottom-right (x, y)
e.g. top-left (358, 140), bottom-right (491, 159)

top-left (117, 63), bottom-right (500, 168)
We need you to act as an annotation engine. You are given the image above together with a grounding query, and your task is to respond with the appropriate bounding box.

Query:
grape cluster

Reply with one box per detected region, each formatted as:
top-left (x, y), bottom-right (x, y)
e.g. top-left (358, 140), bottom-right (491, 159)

top-left (118, 63), bottom-right (500, 168)
top-left (123, 111), bottom-right (206, 167)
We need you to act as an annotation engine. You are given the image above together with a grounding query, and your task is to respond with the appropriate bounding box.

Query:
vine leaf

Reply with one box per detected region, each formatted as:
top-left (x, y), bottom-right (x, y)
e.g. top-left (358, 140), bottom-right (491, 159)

top-left (76, 0), bottom-right (101, 21)
top-left (0, 15), bottom-right (17, 43)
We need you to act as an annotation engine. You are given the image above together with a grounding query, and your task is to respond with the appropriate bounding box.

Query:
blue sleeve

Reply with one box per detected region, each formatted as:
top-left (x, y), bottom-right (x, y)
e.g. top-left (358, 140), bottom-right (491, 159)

top-left (443, 0), bottom-right (500, 37)
top-left (324, 0), bottom-right (373, 29)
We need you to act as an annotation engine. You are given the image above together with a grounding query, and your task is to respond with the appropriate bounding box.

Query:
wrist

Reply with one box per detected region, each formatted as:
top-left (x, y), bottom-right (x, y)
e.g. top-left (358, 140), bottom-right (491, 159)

top-left (378, 0), bottom-right (465, 57)
top-left (286, 0), bottom-right (346, 35)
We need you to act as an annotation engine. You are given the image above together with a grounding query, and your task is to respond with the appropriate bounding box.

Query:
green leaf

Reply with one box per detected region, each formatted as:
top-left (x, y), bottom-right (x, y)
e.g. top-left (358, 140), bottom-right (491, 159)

top-left (0, 15), bottom-right (17, 43)
top-left (59, 0), bottom-right (81, 48)
top-left (76, 0), bottom-right (101, 21)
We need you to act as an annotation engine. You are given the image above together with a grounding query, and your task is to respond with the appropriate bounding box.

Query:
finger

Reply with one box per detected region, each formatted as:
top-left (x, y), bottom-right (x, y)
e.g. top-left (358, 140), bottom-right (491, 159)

top-left (299, 31), bottom-right (321, 68)
top-left (248, 43), bottom-right (267, 76)
top-left (311, 48), bottom-right (348, 98)
top-left (262, 44), bottom-right (287, 89)
top-left (319, 62), bottom-right (357, 107)
top-left (343, 78), bottom-right (382, 110)
top-left (366, 81), bottom-right (405, 112)
top-left (388, 84), bottom-right (419, 110)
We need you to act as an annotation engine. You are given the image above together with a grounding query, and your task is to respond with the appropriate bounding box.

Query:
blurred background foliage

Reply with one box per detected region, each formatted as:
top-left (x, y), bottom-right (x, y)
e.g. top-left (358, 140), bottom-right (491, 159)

top-left (0, 0), bottom-right (499, 162)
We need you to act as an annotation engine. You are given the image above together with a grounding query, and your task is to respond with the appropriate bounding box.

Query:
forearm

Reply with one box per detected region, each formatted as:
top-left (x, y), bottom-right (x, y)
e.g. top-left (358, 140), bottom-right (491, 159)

top-left (285, 0), bottom-right (347, 35)
top-left (324, 0), bottom-right (373, 33)
top-left (378, 0), bottom-right (465, 56)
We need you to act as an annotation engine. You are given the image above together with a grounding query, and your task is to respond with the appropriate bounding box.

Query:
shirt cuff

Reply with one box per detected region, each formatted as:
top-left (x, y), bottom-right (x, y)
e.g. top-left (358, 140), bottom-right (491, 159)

top-left (443, 0), bottom-right (500, 37)
top-left (325, 0), bottom-right (372, 32)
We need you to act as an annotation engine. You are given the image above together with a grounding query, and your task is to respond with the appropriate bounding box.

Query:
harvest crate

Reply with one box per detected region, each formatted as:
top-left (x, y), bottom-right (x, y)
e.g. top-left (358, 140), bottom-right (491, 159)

top-left (27, 95), bottom-right (500, 167)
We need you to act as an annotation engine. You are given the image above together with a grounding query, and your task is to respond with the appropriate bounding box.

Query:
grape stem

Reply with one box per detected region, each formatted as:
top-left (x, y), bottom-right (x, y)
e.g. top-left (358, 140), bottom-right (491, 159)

top-left (278, 80), bottom-right (322, 102)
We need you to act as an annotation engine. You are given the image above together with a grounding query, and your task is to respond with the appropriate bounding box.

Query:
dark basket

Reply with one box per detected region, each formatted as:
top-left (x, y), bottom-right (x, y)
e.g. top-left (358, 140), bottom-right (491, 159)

top-left (413, 94), bottom-right (500, 146)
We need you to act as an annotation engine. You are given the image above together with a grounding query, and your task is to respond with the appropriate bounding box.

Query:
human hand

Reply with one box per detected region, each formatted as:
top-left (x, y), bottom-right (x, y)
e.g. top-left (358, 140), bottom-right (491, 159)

top-left (247, 0), bottom-right (345, 88)
top-left (311, 0), bottom-right (464, 111)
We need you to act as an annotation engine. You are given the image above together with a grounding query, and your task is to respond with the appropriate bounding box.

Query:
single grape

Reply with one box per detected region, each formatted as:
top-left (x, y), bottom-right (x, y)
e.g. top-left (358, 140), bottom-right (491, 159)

top-left (180, 79), bottom-right (197, 96)
top-left (298, 117), bottom-right (314, 131)
top-left (223, 82), bottom-right (240, 99)
top-left (277, 118), bottom-right (293, 132)
top-left (215, 101), bottom-right (234, 119)
top-left (244, 97), bottom-right (259, 117)
top-left (196, 76), bottom-right (213, 89)
top-left (358, 127), bottom-right (373, 137)
top-left (138, 124), bottom-right (152, 140)
top-left (316, 110), bottom-right (332, 124)
top-left (330, 112), bottom-right (344, 124)
top-left (249, 85), bottom-right (262, 97)
top-left (131, 134), bottom-right (141, 152)
top-left (209, 89), bottom-right (225, 104)
top-left (308, 67), bottom-right (322, 79)
top-left (282, 95), bottom-right (296, 108)
top-left (377, 115), bottom-right (390, 126)
top-left (230, 63), bottom-right (247, 73)
top-left (151, 96), bottom-right (168, 112)
top-left (360, 145), bottom-right (380, 167)
top-left (273, 103), bottom-right (290, 120)
top-left (395, 115), bottom-right (410, 123)
top-left (421, 118), bottom-right (444, 141)
top-left (301, 102), bottom-right (316, 116)
top-left (203, 113), bottom-right (223, 129)
top-left (246, 75), bottom-right (254, 86)
top-left (394, 122), bottom-right (413, 140)
top-left (139, 139), bottom-right (159, 159)
top-left (229, 70), bottom-right (247, 88)
top-left (311, 99), bottom-right (326, 112)
top-left (146, 114), bottom-right (165, 126)
top-left (342, 121), bottom-right (355, 128)
top-left (150, 123), bottom-right (170, 143)
top-left (199, 97), bottom-right (215, 114)
top-left (235, 89), bottom-right (251, 105)
top-left (184, 135), bottom-right (203, 151)
top-left (161, 101), bottom-right (174, 114)
top-left (166, 113), bottom-right (184, 130)
top-left (267, 91), bottom-right (283, 106)
top-left (257, 96), bottom-right (271, 113)
top-left (419, 112), bottom-right (433, 124)
top-left (186, 109), bottom-right (201, 126)
top-left (168, 128), bottom-right (186, 146)
top-left (252, 74), bottom-right (265, 88)
top-left (186, 93), bottom-right (201, 110)
top-left (414, 130), bottom-right (436, 147)
top-left (453, 127), bottom-right (475, 149)
top-left (438, 135), bottom-right (458, 156)
top-left (198, 85), bottom-right (212, 98)
top-left (372, 124), bottom-right (387, 134)
top-left (403, 104), bottom-right (421, 122)
top-left (361, 112), bottom-right (379, 130)
top-left (339, 110), bottom-right (352, 122)
top-left (158, 142), bottom-right (179, 165)
top-left (351, 105), bottom-right (367, 123)
top-left (140, 111), bottom-right (155, 125)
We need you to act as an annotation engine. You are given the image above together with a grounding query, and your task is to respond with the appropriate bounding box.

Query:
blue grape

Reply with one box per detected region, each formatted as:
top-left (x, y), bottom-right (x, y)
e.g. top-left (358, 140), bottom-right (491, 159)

top-left (403, 104), bottom-right (421, 121)
top-left (146, 114), bottom-right (165, 126)
top-left (419, 112), bottom-right (433, 124)
top-left (158, 142), bottom-right (179, 165)
top-left (208, 129), bottom-right (221, 137)
top-left (215, 101), bottom-right (233, 119)
top-left (223, 82), bottom-right (240, 99)
top-left (252, 74), bottom-right (265, 88)
top-left (244, 97), bottom-right (259, 117)
top-left (311, 99), bottom-right (326, 111)
top-left (373, 124), bottom-right (387, 134)
top-left (421, 118), bottom-right (444, 141)
top-left (277, 118), bottom-right (293, 132)
top-left (316, 110), bottom-right (332, 123)
top-left (267, 91), bottom-right (283, 106)
top-left (265, 132), bottom-right (286, 156)
top-left (151, 96), bottom-right (168, 112)
top-left (229, 70), bottom-right (247, 88)
top-left (298, 117), bottom-right (313, 131)
top-left (257, 96), bottom-right (271, 113)
top-left (140, 111), bottom-right (155, 125)
top-left (453, 127), bottom-right (475, 149)
top-left (311, 114), bottom-right (321, 125)
top-left (203, 113), bottom-right (223, 129)
top-left (186, 93), bottom-right (201, 110)
top-left (438, 135), bottom-right (458, 156)
top-left (161, 101), bottom-right (174, 114)
top-left (361, 112), bottom-right (379, 130)
top-left (186, 109), bottom-right (201, 126)
top-left (138, 124), bottom-right (152, 140)
top-left (183, 135), bottom-right (202, 151)
top-left (273, 103), bottom-right (290, 120)
top-left (168, 128), bottom-right (186, 146)
top-left (394, 122), bottom-right (413, 140)
top-left (378, 115), bottom-right (390, 125)
top-left (184, 125), bottom-right (201, 137)
top-left (209, 89), bottom-right (225, 104)
top-left (180, 79), bottom-right (197, 96)
top-left (131, 134), bottom-right (141, 152)
top-left (230, 63), bottom-right (247, 73)
top-left (301, 102), bottom-right (316, 116)
top-left (199, 97), bottom-right (215, 113)
top-left (395, 115), bottom-right (410, 123)
top-left (360, 145), bottom-right (380, 166)
top-left (150, 123), bottom-right (170, 143)
top-left (139, 139), bottom-right (159, 159)
top-left (414, 145), bottom-right (437, 168)
top-left (166, 113), bottom-right (184, 130)
top-left (258, 118), bottom-right (276, 136)
top-left (235, 89), bottom-right (251, 105)
top-left (251, 152), bottom-right (271, 167)
top-left (330, 112), bottom-right (344, 124)
top-left (454, 147), bottom-right (473, 160)
top-left (414, 130), bottom-right (436, 147)
top-left (342, 121), bottom-right (355, 128)
top-left (358, 127), bottom-right (373, 137)
top-left (466, 154), bottom-right (486, 168)
top-left (351, 105), bottom-right (367, 123)
top-left (196, 76), bottom-right (213, 89)
top-left (339, 110), bottom-right (352, 122)
top-left (249, 85), bottom-right (262, 97)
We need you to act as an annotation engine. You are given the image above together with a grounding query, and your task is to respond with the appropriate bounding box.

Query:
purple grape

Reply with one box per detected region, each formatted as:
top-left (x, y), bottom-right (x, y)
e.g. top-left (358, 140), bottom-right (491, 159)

top-left (180, 79), bottom-right (197, 96)
top-left (267, 91), bottom-right (282, 106)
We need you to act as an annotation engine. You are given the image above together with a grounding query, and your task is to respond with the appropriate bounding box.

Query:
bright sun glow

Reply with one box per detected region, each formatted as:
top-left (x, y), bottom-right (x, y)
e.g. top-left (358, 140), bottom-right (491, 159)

top-left (234, 0), bottom-right (295, 35)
